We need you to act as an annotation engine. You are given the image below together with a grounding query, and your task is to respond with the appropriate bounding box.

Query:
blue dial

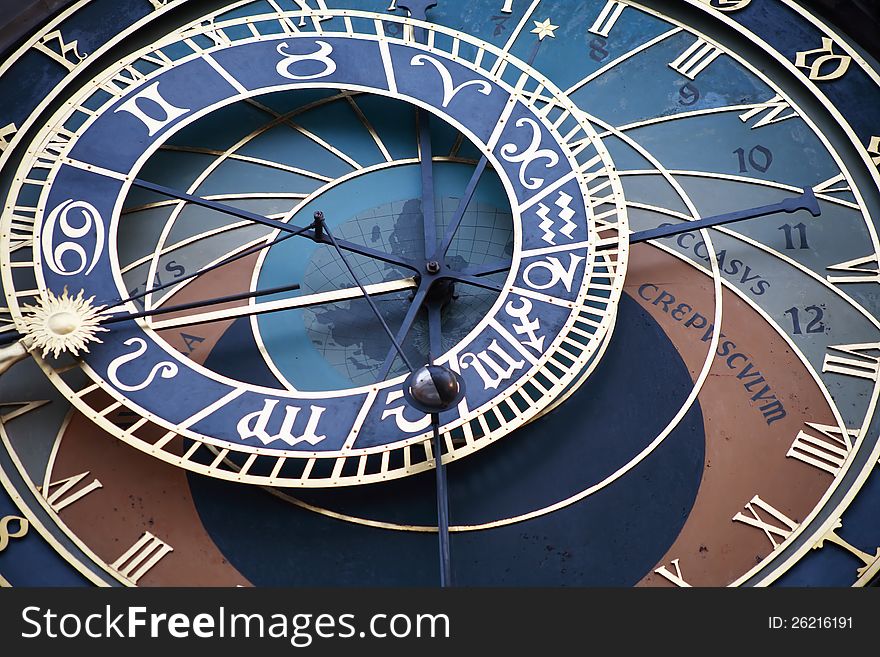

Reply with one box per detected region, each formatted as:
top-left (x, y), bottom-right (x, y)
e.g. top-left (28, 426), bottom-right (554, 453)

top-left (6, 12), bottom-right (627, 487)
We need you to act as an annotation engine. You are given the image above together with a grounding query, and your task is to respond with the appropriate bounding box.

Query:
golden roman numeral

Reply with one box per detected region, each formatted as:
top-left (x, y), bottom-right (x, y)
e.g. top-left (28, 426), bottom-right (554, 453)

top-left (31, 128), bottom-right (76, 172)
top-left (33, 30), bottom-right (87, 71)
top-left (654, 558), bottom-right (691, 587)
top-left (669, 38), bottom-right (723, 80)
top-left (732, 495), bottom-right (798, 549)
top-left (111, 531), bottom-right (173, 584)
top-left (102, 64), bottom-right (147, 96)
top-left (786, 422), bottom-right (856, 476)
top-left (0, 400), bottom-right (50, 423)
top-left (0, 307), bottom-right (17, 338)
top-left (826, 253), bottom-right (879, 285)
top-left (738, 94), bottom-right (797, 129)
top-left (8, 205), bottom-right (37, 253)
top-left (180, 19), bottom-right (233, 52)
top-left (813, 173), bottom-right (851, 197)
top-left (823, 343), bottom-right (880, 381)
top-left (589, 1), bottom-right (627, 37)
top-left (0, 122), bottom-right (17, 154)
top-left (293, 1), bottom-right (332, 27)
top-left (42, 472), bottom-right (103, 512)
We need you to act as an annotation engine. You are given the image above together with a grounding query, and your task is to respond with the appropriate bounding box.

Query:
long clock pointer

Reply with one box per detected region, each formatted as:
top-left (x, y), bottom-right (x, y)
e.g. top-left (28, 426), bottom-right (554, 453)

top-left (630, 187), bottom-right (821, 244)
top-left (101, 282), bottom-right (302, 326)
top-left (132, 179), bottom-right (421, 273)
top-left (317, 213), bottom-right (415, 373)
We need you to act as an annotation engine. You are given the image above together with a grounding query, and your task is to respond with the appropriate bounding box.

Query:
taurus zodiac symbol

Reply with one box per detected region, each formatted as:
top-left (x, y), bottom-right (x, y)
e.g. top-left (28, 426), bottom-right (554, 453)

top-left (276, 40), bottom-right (337, 80)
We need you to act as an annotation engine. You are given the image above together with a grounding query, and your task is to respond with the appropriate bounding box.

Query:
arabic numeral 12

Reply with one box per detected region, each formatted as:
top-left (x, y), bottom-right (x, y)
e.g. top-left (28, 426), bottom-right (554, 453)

top-left (784, 305), bottom-right (826, 335)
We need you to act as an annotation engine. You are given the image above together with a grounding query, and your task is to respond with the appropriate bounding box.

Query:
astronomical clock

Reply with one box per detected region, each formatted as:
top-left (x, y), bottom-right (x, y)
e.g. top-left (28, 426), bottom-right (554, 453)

top-left (0, 0), bottom-right (878, 587)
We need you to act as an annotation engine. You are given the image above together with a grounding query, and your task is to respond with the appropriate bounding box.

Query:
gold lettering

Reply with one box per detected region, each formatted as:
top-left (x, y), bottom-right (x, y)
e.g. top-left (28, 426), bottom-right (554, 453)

top-left (0, 515), bottom-right (29, 552)
top-left (34, 30), bottom-right (87, 71)
top-left (795, 38), bottom-right (851, 82)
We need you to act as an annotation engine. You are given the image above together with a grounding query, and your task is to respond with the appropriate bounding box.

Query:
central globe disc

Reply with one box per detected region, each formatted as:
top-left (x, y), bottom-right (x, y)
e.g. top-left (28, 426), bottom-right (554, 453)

top-left (255, 160), bottom-right (513, 392)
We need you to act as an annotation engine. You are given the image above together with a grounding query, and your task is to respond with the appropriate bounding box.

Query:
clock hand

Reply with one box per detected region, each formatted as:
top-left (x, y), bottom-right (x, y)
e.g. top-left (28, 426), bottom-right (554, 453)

top-left (397, 0), bottom-right (438, 22)
top-left (107, 220), bottom-right (316, 309)
top-left (426, 300), bottom-right (442, 363)
top-left (630, 188), bottom-right (821, 243)
top-left (376, 268), bottom-right (503, 380)
top-left (100, 282), bottom-right (302, 325)
top-left (1, 281), bottom-right (302, 350)
top-left (1, 279), bottom-right (419, 349)
top-left (132, 179), bottom-right (422, 273)
top-left (397, 12), bottom-right (457, 513)
top-left (458, 261), bottom-right (509, 278)
top-left (459, 189), bottom-right (822, 275)
top-left (377, 285), bottom-right (431, 380)
top-left (316, 212), bottom-right (415, 374)
top-left (419, 108), bottom-right (439, 262)
top-left (146, 278), bottom-right (418, 331)
top-left (437, 156), bottom-right (489, 259)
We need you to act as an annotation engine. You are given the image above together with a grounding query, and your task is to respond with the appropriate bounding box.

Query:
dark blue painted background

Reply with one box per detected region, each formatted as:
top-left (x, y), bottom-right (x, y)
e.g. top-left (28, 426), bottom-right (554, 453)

top-left (189, 293), bottom-right (706, 586)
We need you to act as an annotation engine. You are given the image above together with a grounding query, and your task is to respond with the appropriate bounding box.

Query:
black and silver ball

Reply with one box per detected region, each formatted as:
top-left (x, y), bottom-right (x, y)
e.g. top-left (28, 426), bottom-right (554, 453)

top-left (403, 364), bottom-right (465, 414)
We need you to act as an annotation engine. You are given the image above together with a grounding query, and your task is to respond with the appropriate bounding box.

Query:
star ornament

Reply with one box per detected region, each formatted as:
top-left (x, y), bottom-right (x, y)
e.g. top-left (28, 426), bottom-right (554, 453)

top-left (532, 18), bottom-right (559, 41)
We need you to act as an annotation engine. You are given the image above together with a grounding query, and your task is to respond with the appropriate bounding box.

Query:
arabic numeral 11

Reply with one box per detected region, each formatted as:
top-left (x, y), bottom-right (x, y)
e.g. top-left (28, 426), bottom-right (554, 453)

top-left (784, 305), bottom-right (827, 335)
top-left (779, 222), bottom-right (810, 250)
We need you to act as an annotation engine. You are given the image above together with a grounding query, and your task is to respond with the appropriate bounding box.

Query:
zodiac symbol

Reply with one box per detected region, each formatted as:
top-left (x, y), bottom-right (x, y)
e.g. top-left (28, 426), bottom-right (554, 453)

top-left (237, 399), bottom-right (327, 447)
top-left (0, 515), bottom-right (29, 552)
top-left (107, 337), bottom-right (178, 392)
top-left (704, 0), bottom-right (752, 11)
top-left (500, 118), bottom-right (560, 190)
top-left (410, 54), bottom-right (492, 108)
top-left (505, 297), bottom-right (545, 353)
top-left (459, 340), bottom-right (524, 390)
top-left (276, 40), bottom-right (337, 80)
top-left (523, 254), bottom-right (586, 293)
top-left (114, 81), bottom-right (190, 136)
top-left (794, 38), bottom-right (851, 82)
top-left (381, 390), bottom-right (433, 432)
top-left (536, 191), bottom-right (577, 245)
top-left (41, 199), bottom-right (105, 277)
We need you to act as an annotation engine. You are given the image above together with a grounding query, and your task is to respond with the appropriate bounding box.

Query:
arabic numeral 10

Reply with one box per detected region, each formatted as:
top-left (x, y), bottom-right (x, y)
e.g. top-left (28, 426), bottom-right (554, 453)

top-left (734, 145), bottom-right (773, 173)
top-left (784, 305), bottom-right (827, 335)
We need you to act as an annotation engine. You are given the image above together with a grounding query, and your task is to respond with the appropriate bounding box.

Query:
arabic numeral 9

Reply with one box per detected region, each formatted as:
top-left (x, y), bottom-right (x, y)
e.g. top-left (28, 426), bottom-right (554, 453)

top-left (784, 305), bottom-right (827, 335)
top-left (678, 82), bottom-right (700, 106)
top-left (734, 145), bottom-right (773, 173)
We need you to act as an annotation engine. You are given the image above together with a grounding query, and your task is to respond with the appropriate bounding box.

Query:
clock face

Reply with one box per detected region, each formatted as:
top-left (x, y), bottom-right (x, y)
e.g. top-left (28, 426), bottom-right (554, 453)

top-left (0, 0), bottom-right (879, 587)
